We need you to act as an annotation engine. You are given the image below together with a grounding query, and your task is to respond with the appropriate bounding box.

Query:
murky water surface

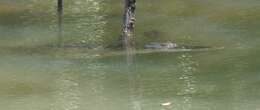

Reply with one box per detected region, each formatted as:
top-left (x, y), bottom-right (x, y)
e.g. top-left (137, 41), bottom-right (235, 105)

top-left (0, 0), bottom-right (260, 110)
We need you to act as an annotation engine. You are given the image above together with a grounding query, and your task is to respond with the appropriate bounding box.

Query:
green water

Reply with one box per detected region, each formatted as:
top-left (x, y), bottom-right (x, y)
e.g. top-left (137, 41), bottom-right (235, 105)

top-left (0, 0), bottom-right (260, 110)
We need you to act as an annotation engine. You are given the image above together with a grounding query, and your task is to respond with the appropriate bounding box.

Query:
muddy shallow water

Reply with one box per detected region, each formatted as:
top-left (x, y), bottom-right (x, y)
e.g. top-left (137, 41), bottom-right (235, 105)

top-left (0, 0), bottom-right (260, 110)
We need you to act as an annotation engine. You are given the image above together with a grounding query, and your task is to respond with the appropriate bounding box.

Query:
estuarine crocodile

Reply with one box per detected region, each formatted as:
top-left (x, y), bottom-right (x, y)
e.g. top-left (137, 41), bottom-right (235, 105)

top-left (144, 42), bottom-right (211, 49)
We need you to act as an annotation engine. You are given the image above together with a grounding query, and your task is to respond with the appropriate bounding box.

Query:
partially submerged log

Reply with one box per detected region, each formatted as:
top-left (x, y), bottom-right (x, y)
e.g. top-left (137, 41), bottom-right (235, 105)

top-left (57, 0), bottom-right (63, 13)
top-left (57, 0), bottom-right (63, 47)
top-left (122, 0), bottom-right (136, 49)
top-left (122, 0), bottom-right (137, 65)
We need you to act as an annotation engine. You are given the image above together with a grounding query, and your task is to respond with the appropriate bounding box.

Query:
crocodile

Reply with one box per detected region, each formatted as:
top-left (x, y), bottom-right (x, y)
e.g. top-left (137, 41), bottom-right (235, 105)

top-left (144, 42), bottom-right (211, 49)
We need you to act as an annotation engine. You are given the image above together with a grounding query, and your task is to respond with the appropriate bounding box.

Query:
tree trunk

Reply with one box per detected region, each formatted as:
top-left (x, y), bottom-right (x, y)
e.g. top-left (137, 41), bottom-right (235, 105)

top-left (122, 0), bottom-right (136, 49)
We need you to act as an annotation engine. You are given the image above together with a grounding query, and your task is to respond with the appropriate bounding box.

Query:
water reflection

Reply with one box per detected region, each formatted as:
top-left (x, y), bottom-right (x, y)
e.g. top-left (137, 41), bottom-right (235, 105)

top-left (125, 48), bottom-right (143, 110)
top-left (177, 53), bottom-right (197, 110)
top-left (2, 0), bottom-right (107, 48)
top-left (51, 57), bottom-right (108, 110)
top-left (49, 60), bottom-right (81, 110)
top-left (81, 60), bottom-right (107, 110)
top-left (52, 75), bottom-right (81, 110)
top-left (62, 0), bottom-right (106, 48)
top-left (228, 54), bottom-right (249, 110)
